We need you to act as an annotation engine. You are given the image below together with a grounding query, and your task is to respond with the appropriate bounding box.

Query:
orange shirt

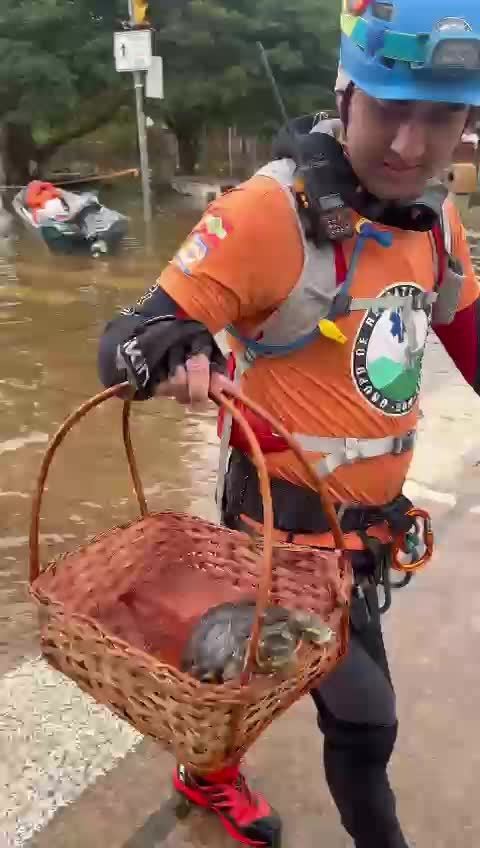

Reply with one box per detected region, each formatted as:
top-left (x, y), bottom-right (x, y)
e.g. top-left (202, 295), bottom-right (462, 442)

top-left (160, 175), bottom-right (479, 506)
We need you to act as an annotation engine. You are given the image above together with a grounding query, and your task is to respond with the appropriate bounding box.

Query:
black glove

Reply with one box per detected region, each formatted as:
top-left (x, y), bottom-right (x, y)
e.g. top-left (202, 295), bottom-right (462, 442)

top-left (118, 317), bottom-right (227, 400)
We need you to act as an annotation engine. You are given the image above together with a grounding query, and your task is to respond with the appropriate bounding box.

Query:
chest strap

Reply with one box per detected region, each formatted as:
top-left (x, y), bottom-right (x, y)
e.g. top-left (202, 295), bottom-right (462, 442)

top-left (343, 291), bottom-right (436, 315)
top-left (228, 216), bottom-right (438, 367)
top-left (293, 431), bottom-right (416, 477)
top-left (228, 290), bottom-right (435, 367)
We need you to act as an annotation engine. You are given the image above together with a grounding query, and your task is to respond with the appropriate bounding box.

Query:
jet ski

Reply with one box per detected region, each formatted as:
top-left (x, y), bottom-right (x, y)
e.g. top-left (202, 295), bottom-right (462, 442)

top-left (13, 181), bottom-right (129, 258)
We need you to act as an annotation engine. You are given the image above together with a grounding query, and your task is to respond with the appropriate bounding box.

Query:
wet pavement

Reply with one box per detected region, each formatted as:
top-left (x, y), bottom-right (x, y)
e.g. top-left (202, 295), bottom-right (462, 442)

top-left (1, 193), bottom-right (480, 847)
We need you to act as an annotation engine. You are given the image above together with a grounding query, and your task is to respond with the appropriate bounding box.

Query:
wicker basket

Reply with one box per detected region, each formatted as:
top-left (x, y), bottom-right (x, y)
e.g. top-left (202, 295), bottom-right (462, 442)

top-left (29, 378), bottom-right (353, 774)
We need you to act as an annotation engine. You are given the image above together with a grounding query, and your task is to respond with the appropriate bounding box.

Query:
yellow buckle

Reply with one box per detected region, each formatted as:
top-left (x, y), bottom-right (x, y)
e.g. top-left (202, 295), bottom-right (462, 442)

top-left (355, 216), bottom-right (371, 234)
top-left (318, 319), bottom-right (347, 345)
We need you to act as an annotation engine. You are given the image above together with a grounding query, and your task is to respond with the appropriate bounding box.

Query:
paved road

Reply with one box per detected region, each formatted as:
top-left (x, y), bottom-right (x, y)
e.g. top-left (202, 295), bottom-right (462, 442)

top-left (2, 338), bottom-right (480, 848)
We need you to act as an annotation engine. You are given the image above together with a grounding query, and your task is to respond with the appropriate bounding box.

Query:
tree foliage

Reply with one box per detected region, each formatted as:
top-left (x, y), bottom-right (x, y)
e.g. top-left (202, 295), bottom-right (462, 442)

top-left (0, 0), bottom-right (339, 180)
top-left (151, 0), bottom-right (339, 165)
top-left (0, 0), bottom-right (129, 182)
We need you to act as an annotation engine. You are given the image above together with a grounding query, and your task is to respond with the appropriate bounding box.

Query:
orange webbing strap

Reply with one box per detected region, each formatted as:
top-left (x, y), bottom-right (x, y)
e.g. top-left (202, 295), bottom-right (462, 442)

top-left (241, 507), bottom-right (434, 573)
top-left (240, 513), bottom-right (392, 551)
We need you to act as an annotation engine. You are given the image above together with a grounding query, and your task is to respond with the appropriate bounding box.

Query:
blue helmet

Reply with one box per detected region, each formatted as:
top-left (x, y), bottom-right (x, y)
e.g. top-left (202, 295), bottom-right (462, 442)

top-left (340, 0), bottom-right (480, 105)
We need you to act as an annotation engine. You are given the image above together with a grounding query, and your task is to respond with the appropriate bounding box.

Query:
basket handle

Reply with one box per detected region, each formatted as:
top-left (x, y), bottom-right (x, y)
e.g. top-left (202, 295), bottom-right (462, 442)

top-left (29, 382), bottom-right (145, 585)
top-left (209, 375), bottom-right (346, 684)
top-left (209, 375), bottom-right (345, 547)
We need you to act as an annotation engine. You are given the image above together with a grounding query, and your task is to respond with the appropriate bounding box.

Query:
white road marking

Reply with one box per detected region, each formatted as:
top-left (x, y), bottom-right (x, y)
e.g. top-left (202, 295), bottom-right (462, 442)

top-left (0, 657), bottom-right (141, 847)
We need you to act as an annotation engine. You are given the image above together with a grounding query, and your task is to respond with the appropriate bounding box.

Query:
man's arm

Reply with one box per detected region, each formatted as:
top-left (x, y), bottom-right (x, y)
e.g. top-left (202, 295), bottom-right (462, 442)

top-left (97, 286), bottom-right (226, 401)
top-left (433, 299), bottom-right (480, 393)
top-left (433, 202), bottom-right (480, 394)
top-left (97, 177), bottom-right (303, 401)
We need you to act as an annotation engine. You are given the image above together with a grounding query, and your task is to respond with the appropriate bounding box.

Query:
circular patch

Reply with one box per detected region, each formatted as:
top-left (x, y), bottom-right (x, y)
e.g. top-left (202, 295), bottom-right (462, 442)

top-left (352, 283), bottom-right (431, 417)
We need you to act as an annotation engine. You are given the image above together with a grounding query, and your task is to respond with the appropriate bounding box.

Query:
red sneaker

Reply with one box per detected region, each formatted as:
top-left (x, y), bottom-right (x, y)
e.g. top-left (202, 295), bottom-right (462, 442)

top-left (173, 764), bottom-right (282, 847)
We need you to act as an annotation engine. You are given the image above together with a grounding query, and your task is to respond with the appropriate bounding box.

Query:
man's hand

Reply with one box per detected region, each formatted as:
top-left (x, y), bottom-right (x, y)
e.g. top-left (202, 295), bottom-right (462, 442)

top-left (155, 352), bottom-right (213, 409)
top-left (117, 317), bottom-right (227, 407)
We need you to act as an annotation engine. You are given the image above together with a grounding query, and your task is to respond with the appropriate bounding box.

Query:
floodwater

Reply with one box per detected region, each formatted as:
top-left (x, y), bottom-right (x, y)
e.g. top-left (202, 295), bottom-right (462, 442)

top-left (0, 189), bottom-right (220, 675)
top-left (1, 187), bottom-right (479, 675)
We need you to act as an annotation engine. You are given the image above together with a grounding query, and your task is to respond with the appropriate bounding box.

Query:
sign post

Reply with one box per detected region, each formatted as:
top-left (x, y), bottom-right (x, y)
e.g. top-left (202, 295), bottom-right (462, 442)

top-left (114, 4), bottom-right (153, 250)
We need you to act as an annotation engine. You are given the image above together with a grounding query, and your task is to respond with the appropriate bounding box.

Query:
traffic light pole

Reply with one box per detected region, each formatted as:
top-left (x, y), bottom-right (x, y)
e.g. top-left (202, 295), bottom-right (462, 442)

top-left (128, 0), bottom-right (153, 252)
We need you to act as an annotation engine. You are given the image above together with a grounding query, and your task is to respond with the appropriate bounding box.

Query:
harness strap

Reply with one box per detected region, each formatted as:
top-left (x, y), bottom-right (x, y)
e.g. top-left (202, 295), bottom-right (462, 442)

top-left (429, 203), bottom-right (451, 286)
top-left (348, 291), bottom-right (437, 315)
top-left (228, 219), bottom-right (438, 365)
top-left (215, 353), bottom-right (237, 519)
top-left (328, 221), bottom-right (393, 320)
top-left (227, 324), bottom-right (319, 361)
top-left (228, 291), bottom-right (435, 364)
top-left (334, 240), bottom-right (348, 283)
top-left (224, 449), bottom-right (415, 534)
top-left (431, 223), bottom-right (447, 286)
top-left (216, 410), bottom-right (233, 521)
top-left (239, 512), bottom-right (393, 551)
top-left (293, 430), bottom-right (416, 477)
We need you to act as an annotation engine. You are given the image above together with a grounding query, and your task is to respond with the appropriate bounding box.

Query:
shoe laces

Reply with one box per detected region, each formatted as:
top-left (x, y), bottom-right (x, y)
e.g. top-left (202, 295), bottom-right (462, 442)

top-left (203, 772), bottom-right (257, 816)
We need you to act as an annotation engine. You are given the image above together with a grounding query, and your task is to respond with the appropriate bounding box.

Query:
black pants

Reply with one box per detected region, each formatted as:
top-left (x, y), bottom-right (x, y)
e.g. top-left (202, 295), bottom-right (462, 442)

top-left (222, 457), bottom-right (409, 848)
top-left (311, 578), bottom-right (408, 848)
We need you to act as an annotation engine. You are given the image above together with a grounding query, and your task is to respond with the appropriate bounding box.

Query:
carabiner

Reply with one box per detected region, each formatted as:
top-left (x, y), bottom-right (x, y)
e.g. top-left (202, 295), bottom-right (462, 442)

top-left (392, 508), bottom-right (434, 573)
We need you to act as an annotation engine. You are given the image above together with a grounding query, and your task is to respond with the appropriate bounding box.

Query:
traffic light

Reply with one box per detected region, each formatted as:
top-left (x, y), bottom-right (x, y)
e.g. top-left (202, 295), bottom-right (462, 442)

top-left (133, 0), bottom-right (149, 26)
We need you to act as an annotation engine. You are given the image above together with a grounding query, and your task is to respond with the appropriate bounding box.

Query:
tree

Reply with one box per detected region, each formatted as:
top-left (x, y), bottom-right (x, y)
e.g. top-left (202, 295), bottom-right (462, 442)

top-left (150, 0), bottom-right (339, 172)
top-left (0, 0), bottom-right (339, 182)
top-left (0, 0), bottom-right (129, 184)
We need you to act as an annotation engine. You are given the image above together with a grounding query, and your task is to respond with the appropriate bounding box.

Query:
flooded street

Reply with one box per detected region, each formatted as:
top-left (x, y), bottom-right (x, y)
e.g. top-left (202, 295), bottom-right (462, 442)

top-left (2, 191), bottom-right (480, 848)
top-left (0, 191), bottom-right (220, 675)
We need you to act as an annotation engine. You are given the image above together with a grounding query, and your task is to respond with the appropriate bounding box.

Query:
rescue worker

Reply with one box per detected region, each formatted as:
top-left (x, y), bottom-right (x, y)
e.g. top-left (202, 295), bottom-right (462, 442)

top-left (98, 1), bottom-right (480, 845)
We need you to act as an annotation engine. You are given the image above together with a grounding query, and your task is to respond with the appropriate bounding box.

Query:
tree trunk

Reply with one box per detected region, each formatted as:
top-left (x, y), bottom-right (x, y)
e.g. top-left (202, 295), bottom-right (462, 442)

top-left (1, 89), bottom-right (128, 186)
top-left (0, 127), bottom-right (7, 190)
top-left (176, 131), bottom-right (200, 175)
top-left (0, 127), bottom-right (15, 236)
top-left (2, 122), bottom-right (41, 186)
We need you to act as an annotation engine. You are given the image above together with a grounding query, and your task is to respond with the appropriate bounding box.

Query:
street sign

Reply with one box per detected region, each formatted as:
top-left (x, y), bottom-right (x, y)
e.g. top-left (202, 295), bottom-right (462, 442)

top-left (114, 30), bottom-right (152, 73)
top-left (145, 56), bottom-right (164, 99)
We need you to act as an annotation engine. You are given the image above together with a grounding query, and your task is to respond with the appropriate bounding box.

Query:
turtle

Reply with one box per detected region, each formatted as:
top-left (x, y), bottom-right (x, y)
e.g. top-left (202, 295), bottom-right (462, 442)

top-left (181, 600), bottom-right (334, 684)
